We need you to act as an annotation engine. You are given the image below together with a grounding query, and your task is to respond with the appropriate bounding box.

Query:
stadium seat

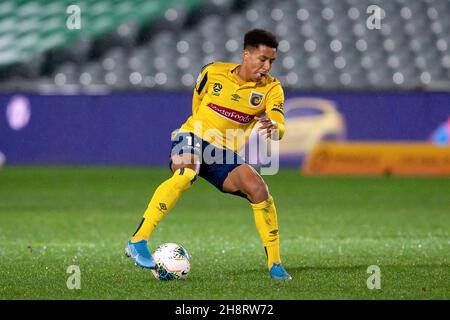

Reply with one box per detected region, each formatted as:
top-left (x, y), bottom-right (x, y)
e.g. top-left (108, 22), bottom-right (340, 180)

top-left (0, 0), bottom-right (449, 91)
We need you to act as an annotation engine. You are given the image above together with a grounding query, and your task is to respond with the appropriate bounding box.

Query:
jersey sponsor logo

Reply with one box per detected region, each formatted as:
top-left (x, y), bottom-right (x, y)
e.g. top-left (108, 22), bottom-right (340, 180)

top-left (212, 83), bottom-right (222, 96)
top-left (207, 102), bottom-right (255, 124)
top-left (249, 91), bottom-right (264, 108)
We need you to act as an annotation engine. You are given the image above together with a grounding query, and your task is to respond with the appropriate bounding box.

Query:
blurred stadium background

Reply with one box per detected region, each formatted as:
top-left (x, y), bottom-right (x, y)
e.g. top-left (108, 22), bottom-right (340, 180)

top-left (0, 0), bottom-right (449, 169)
top-left (1, 0), bottom-right (450, 91)
top-left (0, 0), bottom-right (449, 300)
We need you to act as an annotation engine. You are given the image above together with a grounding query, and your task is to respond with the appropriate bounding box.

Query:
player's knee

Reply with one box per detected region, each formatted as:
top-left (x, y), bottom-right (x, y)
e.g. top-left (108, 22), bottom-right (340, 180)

top-left (173, 167), bottom-right (197, 191)
top-left (248, 181), bottom-right (269, 204)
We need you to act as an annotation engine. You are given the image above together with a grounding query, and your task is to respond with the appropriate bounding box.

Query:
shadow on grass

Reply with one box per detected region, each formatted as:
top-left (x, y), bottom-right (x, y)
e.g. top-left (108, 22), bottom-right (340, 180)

top-left (227, 263), bottom-right (447, 277)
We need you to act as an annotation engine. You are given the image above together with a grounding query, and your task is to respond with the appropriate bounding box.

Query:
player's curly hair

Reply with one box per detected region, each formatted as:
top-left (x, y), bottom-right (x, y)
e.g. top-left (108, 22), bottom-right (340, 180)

top-left (244, 29), bottom-right (279, 50)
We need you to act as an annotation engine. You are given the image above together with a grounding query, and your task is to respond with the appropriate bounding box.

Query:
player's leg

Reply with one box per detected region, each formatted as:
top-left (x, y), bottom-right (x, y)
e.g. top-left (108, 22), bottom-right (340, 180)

top-left (126, 132), bottom-right (201, 269)
top-left (131, 153), bottom-right (199, 243)
top-left (126, 153), bottom-right (199, 269)
top-left (223, 164), bottom-right (292, 280)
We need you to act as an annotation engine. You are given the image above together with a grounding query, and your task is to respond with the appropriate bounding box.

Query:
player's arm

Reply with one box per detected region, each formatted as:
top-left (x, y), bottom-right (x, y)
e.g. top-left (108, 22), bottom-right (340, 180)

top-left (258, 83), bottom-right (285, 140)
top-left (192, 63), bottom-right (213, 115)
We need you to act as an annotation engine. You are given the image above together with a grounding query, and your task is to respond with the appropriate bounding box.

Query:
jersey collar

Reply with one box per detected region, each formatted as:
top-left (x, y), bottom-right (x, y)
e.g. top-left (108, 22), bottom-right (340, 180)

top-left (228, 64), bottom-right (258, 88)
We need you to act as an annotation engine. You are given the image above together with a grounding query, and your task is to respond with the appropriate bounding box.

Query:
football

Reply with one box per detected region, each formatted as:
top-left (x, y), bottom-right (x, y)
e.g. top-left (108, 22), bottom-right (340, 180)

top-left (151, 243), bottom-right (191, 281)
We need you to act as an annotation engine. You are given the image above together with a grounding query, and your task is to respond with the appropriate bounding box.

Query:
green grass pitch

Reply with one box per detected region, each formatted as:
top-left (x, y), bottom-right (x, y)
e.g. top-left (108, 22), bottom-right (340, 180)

top-left (0, 166), bottom-right (448, 299)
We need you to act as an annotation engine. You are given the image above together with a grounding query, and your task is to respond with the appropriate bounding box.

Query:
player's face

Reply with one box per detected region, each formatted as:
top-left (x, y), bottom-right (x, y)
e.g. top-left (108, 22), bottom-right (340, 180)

top-left (243, 45), bottom-right (277, 82)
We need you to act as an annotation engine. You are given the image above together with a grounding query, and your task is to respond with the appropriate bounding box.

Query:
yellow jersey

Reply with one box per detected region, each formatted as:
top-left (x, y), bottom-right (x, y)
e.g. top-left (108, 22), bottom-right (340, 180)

top-left (179, 62), bottom-right (285, 152)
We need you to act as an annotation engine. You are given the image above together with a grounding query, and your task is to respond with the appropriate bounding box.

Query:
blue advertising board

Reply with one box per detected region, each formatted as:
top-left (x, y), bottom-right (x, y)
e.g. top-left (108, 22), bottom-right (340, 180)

top-left (0, 91), bottom-right (449, 166)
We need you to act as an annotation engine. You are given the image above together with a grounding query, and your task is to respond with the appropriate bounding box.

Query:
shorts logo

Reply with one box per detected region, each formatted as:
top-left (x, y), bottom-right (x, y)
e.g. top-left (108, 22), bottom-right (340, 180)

top-left (212, 83), bottom-right (222, 96)
top-left (249, 91), bottom-right (264, 108)
top-left (207, 103), bottom-right (255, 124)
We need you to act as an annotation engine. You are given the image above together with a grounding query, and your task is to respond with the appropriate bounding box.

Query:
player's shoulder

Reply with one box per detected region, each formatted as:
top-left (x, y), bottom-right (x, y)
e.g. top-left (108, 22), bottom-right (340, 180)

top-left (262, 74), bottom-right (284, 91)
top-left (200, 61), bottom-right (238, 73)
top-left (199, 62), bottom-right (214, 73)
top-left (266, 74), bottom-right (281, 85)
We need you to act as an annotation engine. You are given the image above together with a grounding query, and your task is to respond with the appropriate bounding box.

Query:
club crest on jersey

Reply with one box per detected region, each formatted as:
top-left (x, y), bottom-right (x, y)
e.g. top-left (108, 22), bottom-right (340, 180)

top-left (249, 91), bottom-right (264, 108)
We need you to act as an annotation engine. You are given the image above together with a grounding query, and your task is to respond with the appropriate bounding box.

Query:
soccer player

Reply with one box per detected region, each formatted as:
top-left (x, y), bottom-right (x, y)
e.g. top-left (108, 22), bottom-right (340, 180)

top-left (125, 29), bottom-right (291, 280)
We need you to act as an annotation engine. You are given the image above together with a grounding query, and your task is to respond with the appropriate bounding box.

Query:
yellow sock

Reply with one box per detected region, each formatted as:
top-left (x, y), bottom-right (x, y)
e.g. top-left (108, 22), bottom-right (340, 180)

top-left (131, 168), bottom-right (197, 242)
top-left (251, 195), bottom-right (281, 269)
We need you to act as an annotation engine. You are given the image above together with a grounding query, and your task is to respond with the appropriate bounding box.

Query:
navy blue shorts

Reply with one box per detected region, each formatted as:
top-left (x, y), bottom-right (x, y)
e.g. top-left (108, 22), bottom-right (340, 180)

top-left (169, 132), bottom-right (246, 194)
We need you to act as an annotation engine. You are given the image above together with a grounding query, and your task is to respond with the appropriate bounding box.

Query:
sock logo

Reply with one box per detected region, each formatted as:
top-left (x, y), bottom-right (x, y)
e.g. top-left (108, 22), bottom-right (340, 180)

top-left (159, 203), bottom-right (167, 211)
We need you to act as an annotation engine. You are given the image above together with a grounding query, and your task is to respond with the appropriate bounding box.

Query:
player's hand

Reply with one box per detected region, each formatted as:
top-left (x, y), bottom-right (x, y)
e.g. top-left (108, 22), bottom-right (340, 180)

top-left (255, 116), bottom-right (278, 139)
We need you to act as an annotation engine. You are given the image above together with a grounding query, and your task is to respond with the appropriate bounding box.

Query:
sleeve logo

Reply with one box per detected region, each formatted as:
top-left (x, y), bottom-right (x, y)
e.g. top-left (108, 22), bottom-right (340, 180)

top-left (273, 102), bottom-right (284, 111)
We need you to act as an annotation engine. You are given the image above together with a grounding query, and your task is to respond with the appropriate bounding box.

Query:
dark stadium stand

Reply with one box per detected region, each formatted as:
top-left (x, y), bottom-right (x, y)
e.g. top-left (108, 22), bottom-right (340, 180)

top-left (0, 0), bottom-right (449, 91)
